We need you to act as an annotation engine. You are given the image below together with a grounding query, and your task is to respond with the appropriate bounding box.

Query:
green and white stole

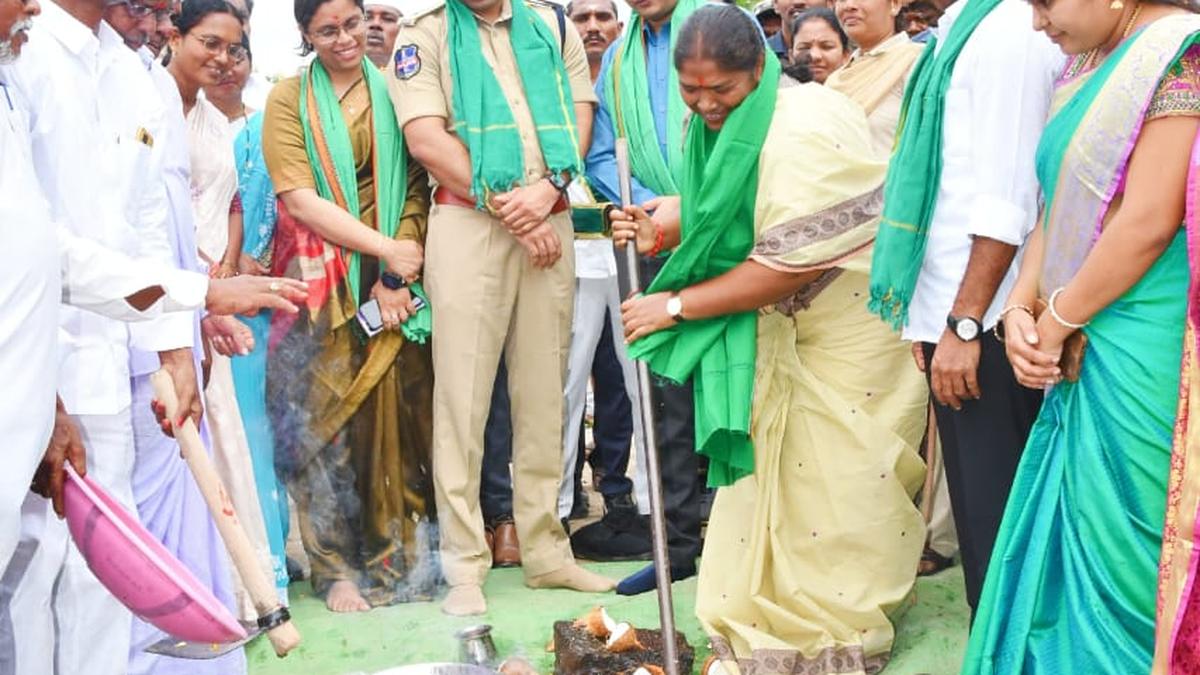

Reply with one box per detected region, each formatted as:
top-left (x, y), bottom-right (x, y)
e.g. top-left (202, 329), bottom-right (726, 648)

top-left (867, 0), bottom-right (1003, 329)
top-left (446, 0), bottom-right (581, 207)
top-left (299, 57), bottom-right (406, 303)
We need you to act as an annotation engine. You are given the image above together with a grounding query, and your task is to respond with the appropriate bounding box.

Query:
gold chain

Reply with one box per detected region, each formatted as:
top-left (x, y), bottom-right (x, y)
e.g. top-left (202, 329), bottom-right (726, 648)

top-left (1077, 2), bottom-right (1144, 75)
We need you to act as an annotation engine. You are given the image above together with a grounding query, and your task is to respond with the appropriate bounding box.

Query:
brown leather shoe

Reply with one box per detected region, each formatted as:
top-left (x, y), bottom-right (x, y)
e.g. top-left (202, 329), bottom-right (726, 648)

top-left (491, 520), bottom-right (521, 568)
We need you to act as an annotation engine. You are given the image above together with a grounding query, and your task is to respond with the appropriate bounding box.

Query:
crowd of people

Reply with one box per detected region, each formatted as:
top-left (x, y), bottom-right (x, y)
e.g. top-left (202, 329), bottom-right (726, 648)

top-left (2, 0), bottom-right (1200, 672)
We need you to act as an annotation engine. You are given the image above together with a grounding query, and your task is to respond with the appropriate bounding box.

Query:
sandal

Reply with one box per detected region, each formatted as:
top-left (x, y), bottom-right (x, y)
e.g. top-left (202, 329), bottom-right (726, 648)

top-left (917, 547), bottom-right (954, 576)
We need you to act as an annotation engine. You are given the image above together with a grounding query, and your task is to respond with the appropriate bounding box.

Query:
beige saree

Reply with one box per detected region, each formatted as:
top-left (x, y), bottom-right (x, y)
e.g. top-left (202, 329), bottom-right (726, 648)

top-left (696, 84), bottom-right (928, 675)
top-left (189, 96), bottom-right (277, 621)
top-left (826, 32), bottom-right (924, 159)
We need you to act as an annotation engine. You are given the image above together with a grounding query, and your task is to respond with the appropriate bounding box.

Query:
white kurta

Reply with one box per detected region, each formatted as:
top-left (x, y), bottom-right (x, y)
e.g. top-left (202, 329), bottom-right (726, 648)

top-left (0, 10), bottom-right (205, 674)
top-left (0, 78), bottom-right (207, 578)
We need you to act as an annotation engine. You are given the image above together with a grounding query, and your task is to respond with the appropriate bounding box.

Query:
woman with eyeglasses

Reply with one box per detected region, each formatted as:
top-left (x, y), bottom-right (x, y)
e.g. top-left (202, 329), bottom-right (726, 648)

top-left (203, 34), bottom-right (292, 608)
top-left (165, 0), bottom-right (280, 622)
top-left (261, 0), bottom-right (436, 613)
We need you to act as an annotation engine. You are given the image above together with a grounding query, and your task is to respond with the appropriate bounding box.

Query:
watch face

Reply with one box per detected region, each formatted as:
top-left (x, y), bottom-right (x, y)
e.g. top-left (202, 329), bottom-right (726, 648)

top-left (955, 319), bottom-right (980, 341)
top-left (667, 297), bottom-right (682, 316)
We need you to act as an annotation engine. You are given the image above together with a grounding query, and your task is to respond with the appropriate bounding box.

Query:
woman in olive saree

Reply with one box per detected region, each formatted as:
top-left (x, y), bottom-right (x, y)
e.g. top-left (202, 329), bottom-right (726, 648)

top-left (617, 7), bottom-right (928, 673)
top-left (962, 4), bottom-right (1200, 673)
top-left (261, 0), bottom-right (436, 613)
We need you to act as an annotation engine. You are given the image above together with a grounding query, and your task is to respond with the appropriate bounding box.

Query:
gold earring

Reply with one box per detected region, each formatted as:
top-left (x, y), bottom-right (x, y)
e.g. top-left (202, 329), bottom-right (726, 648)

top-left (1110, 0), bottom-right (1124, 8)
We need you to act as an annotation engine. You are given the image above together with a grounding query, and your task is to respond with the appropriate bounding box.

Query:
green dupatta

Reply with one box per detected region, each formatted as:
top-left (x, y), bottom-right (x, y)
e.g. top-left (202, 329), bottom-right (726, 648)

top-left (600, 0), bottom-right (704, 195)
top-left (446, 0), bottom-right (581, 207)
top-left (299, 58), bottom-right (430, 342)
top-left (627, 55), bottom-right (781, 487)
top-left (867, 0), bottom-right (1002, 329)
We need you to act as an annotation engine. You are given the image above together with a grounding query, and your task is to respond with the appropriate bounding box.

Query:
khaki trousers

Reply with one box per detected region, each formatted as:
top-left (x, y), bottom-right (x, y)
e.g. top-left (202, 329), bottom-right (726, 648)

top-left (425, 203), bottom-right (576, 586)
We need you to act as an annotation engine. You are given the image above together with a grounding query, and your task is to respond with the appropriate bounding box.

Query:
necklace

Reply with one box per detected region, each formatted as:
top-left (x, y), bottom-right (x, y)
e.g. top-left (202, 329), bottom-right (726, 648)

top-left (1077, 2), bottom-right (1144, 75)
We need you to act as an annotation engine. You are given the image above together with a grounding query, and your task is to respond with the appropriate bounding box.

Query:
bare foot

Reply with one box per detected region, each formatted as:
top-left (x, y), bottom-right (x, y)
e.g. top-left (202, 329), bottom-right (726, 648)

top-left (526, 564), bottom-right (615, 592)
top-left (325, 580), bottom-right (371, 613)
top-left (441, 584), bottom-right (487, 616)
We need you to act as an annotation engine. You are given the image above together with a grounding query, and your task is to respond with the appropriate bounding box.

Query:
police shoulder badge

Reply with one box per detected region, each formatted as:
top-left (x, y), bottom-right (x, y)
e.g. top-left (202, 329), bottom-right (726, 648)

top-left (394, 44), bottom-right (422, 80)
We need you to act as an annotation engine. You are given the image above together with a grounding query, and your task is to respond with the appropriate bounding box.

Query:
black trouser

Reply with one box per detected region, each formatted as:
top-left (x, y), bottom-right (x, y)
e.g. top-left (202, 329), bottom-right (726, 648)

top-left (640, 257), bottom-right (704, 567)
top-left (588, 313), bottom-right (635, 498)
top-left (922, 335), bottom-right (1043, 613)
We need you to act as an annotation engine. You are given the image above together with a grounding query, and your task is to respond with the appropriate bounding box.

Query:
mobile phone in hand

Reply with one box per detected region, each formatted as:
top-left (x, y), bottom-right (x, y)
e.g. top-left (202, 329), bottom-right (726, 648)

top-left (356, 298), bottom-right (384, 338)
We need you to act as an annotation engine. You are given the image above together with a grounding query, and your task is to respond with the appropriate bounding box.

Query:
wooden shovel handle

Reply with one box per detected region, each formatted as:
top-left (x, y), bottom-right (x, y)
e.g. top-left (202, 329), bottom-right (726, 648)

top-left (150, 369), bottom-right (301, 657)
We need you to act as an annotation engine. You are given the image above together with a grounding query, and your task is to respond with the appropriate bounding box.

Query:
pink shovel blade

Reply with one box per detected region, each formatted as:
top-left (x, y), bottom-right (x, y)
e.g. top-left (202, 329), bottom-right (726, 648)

top-left (62, 465), bottom-right (247, 645)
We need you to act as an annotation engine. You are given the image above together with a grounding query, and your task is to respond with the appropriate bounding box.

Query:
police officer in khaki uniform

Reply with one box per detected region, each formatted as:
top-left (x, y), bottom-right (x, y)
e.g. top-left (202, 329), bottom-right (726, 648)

top-left (390, 0), bottom-right (615, 616)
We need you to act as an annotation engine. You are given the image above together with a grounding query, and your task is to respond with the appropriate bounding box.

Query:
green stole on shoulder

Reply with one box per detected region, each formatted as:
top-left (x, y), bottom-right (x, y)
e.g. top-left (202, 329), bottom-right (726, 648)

top-left (600, 0), bottom-right (704, 196)
top-left (627, 55), bottom-right (781, 487)
top-left (446, 0), bottom-right (581, 207)
top-left (299, 58), bottom-right (430, 341)
top-left (867, 0), bottom-right (1002, 329)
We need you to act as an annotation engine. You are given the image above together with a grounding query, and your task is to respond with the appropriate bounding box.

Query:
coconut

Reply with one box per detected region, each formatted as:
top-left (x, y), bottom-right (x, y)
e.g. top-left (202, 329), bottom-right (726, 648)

top-left (605, 622), bottom-right (645, 654)
top-left (573, 606), bottom-right (615, 639)
top-left (631, 666), bottom-right (665, 675)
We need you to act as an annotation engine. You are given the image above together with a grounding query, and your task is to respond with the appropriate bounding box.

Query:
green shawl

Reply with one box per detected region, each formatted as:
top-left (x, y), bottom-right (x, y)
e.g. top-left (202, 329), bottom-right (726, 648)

top-left (299, 58), bottom-right (430, 341)
top-left (446, 0), bottom-right (581, 207)
top-left (868, 0), bottom-right (1002, 329)
top-left (600, 0), bottom-right (704, 195)
top-left (627, 55), bottom-right (781, 487)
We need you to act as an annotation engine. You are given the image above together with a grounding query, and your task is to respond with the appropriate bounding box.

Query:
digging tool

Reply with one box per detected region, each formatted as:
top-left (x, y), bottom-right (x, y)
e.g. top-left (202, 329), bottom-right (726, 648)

top-left (150, 369), bottom-right (301, 658)
top-left (614, 138), bottom-right (680, 675)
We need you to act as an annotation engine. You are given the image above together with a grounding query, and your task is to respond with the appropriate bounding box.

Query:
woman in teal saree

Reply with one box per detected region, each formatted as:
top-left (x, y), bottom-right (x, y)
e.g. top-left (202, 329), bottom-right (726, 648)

top-left (962, 3), bottom-right (1200, 673)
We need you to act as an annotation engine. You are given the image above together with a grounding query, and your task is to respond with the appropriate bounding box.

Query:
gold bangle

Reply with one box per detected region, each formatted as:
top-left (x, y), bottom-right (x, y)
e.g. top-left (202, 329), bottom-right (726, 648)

top-left (999, 304), bottom-right (1034, 321)
top-left (996, 305), bottom-right (1034, 343)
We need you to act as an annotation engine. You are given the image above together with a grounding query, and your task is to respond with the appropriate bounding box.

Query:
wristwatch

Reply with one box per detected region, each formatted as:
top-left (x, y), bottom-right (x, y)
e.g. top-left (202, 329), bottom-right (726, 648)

top-left (946, 314), bottom-right (983, 342)
top-left (545, 171), bottom-right (570, 195)
top-left (666, 293), bottom-right (687, 323)
top-left (380, 270), bottom-right (407, 290)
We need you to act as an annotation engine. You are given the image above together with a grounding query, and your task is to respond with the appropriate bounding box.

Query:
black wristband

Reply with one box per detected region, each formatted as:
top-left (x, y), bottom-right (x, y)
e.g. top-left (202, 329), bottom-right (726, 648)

top-left (380, 271), bottom-right (406, 290)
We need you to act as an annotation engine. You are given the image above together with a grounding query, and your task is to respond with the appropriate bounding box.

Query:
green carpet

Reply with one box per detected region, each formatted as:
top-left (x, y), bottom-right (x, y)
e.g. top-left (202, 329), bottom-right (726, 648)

top-left (247, 563), bottom-right (968, 674)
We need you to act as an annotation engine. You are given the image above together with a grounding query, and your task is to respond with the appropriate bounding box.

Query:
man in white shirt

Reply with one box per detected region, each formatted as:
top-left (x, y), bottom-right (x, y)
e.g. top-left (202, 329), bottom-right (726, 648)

top-left (884, 0), bottom-right (1063, 616)
top-left (102, 4), bottom-right (253, 673)
top-left (0, 0), bottom-right (303, 653)
top-left (0, 2), bottom-right (298, 672)
top-left (0, 3), bottom-right (193, 669)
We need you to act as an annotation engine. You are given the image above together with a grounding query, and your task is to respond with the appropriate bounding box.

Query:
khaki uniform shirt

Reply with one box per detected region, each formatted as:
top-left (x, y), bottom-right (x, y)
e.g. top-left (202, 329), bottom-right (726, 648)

top-left (389, 0), bottom-right (596, 186)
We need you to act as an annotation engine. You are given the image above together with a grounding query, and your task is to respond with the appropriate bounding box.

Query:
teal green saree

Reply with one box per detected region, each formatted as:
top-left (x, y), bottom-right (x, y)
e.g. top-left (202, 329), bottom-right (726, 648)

top-left (963, 15), bottom-right (1200, 674)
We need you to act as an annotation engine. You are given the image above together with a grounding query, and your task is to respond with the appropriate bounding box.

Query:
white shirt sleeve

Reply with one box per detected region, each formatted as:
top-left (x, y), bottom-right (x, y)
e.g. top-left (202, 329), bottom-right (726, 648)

top-left (123, 99), bottom-right (197, 352)
top-left (963, 19), bottom-right (1064, 246)
top-left (58, 225), bottom-right (208, 321)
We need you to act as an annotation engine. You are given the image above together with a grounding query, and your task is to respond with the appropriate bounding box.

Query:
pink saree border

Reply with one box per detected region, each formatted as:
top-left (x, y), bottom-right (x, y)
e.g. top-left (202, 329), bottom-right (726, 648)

top-left (1164, 130), bottom-right (1200, 672)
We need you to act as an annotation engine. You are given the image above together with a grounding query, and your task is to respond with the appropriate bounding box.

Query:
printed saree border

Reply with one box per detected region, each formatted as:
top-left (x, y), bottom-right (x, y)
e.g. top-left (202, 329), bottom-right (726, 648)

top-left (708, 636), bottom-right (889, 675)
top-left (751, 185), bottom-right (883, 267)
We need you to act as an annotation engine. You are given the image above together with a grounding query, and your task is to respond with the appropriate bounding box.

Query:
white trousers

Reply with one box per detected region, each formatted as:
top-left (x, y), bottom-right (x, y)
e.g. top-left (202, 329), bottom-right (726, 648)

top-left (0, 410), bottom-right (135, 675)
top-left (557, 276), bottom-right (649, 518)
top-left (0, 414), bottom-right (51, 582)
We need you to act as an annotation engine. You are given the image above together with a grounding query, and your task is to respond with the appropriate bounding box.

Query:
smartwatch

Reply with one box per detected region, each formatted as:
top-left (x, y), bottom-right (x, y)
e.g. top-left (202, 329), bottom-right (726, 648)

top-left (946, 314), bottom-right (983, 342)
top-left (380, 270), bottom-right (407, 290)
top-left (666, 293), bottom-right (687, 323)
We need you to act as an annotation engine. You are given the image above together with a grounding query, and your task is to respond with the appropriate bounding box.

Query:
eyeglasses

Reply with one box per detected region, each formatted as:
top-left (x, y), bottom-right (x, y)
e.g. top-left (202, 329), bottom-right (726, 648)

top-left (187, 33), bottom-right (248, 62)
top-left (309, 13), bottom-right (365, 44)
top-left (106, 0), bottom-right (156, 18)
